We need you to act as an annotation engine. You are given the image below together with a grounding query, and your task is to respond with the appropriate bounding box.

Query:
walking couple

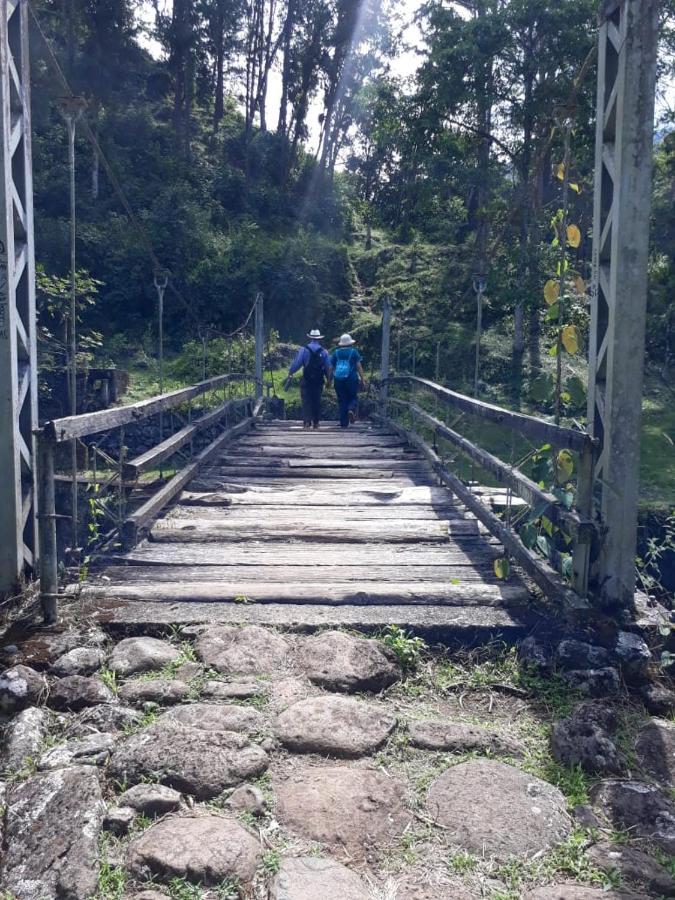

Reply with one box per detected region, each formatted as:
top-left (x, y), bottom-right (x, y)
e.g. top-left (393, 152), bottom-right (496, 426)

top-left (286, 328), bottom-right (366, 429)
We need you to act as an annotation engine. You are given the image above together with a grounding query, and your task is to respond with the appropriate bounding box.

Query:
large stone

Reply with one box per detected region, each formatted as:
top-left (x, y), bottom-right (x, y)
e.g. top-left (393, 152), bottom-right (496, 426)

top-left (562, 667), bottom-right (620, 697)
top-left (226, 783), bottom-right (266, 816)
top-left (274, 696), bottom-right (396, 757)
top-left (2, 707), bottom-right (49, 772)
top-left (3, 765), bottom-right (104, 900)
top-left (590, 779), bottom-right (675, 854)
top-left (524, 888), bottom-right (649, 900)
top-left (200, 679), bottom-right (263, 700)
top-left (127, 813), bottom-right (261, 886)
top-left (555, 640), bottom-right (611, 670)
top-left (109, 637), bottom-right (180, 677)
top-left (104, 805), bottom-right (137, 835)
top-left (118, 679), bottom-right (189, 706)
top-left (275, 764), bottom-right (409, 860)
top-left (65, 703), bottom-right (141, 737)
top-left (640, 682), bottom-right (675, 717)
top-left (297, 631), bottom-right (399, 693)
top-left (118, 783), bottom-right (182, 816)
top-left (38, 732), bottom-right (115, 770)
top-left (587, 841), bottom-right (675, 897)
top-left (408, 720), bottom-right (522, 756)
top-left (108, 722), bottom-right (268, 799)
top-left (158, 702), bottom-right (263, 733)
top-left (50, 647), bottom-right (106, 677)
top-left (635, 718), bottom-right (675, 787)
top-left (425, 760), bottom-right (571, 859)
top-left (551, 702), bottom-right (622, 774)
top-left (614, 632), bottom-right (651, 681)
top-left (518, 635), bottom-right (551, 670)
top-left (0, 665), bottom-right (47, 713)
top-left (196, 624), bottom-right (290, 674)
top-left (48, 675), bottom-right (115, 711)
top-left (270, 856), bottom-right (371, 900)
top-left (8, 626), bottom-right (107, 670)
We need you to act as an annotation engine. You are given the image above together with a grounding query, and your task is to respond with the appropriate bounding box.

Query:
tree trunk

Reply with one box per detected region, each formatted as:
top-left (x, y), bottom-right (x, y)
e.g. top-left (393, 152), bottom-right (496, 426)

top-left (213, 7), bottom-right (225, 130)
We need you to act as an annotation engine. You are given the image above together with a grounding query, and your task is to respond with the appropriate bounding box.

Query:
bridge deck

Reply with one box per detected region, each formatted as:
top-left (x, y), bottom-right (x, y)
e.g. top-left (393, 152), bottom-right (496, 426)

top-left (82, 421), bottom-right (539, 636)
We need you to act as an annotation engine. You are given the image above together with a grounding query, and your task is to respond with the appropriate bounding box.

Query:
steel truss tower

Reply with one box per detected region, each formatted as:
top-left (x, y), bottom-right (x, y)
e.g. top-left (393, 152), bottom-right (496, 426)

top-left (0, 0), bottom-right (38, 593)
top-left (588, 0), bottom-right (659, 608)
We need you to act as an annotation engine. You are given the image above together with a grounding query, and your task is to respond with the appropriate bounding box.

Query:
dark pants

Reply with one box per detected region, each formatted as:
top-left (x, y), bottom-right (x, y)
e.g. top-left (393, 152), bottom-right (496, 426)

top-left (334, 377), bottom-right (359, 427)
top-left (301, 378), bottom-right (324, 426)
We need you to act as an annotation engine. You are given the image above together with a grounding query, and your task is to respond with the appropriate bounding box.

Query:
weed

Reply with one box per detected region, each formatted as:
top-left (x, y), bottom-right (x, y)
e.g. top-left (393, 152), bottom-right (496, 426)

top-left (234, 594), bottom-right (252, 604)
top-left (99, 668), bottom-right (119, 694)
top-left (262, 849), bottom-right (281, 875)
top-left (131, 813), bottom-right (152, 832)
top-left (382, 625), bottom-right (427, 671)
top-left (122, 709), bottom-right (158, 735)
top-left (448, 851), bottom-right (478, 874)
top-left (215, 878), bottom-right (242, 900)
top-left (540, 761), bottom-right (591, 808)
top-left (653, 847), bottom-right (675, 877)
top-left (168, 876), bottom-right (202, 899)
top-left (96, 838), bottom-right (126, 900)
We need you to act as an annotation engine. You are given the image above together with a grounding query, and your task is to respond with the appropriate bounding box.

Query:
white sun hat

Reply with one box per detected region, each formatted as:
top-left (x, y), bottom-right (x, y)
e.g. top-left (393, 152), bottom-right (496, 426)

top-left (307, 328), bottom-right (325, 340)
top-left (338, 333), bottom-right (356, 346)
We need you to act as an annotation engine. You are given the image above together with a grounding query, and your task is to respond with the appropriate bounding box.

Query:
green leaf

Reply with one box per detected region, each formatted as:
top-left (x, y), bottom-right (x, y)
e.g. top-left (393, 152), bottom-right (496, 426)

top-left (520, 523), bottom-right (537, 549)
top-left (530, 374), bottom-right (554, 402)
top-left (494, 557), bottom-right (511, 580)
top-left (561, 554), bottom-right (574, 578)
top-left (566, 376), bottom-right (586, 408)
top-left (555, 450), bottom-right (575, 483)
top-left (537, 535), bottom-right (551, 558)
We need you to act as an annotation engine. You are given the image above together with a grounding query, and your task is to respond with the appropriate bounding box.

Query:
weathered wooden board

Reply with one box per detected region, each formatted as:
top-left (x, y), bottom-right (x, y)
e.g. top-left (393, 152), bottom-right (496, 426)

top-left (180, 485), bottom-right (458, 506)
top-left (79, 579), bottom-right (529, 606)
top-left (235, 436), bottom-right (407, 448)
top-left (208, 466), bottom-right (415, 480)
top-left (99, 542), bottom-right (502, 567)
top-left (214, 456), bottom-right (425, 470)
top-left (222, 445), bottom-right (420, 459)
top-left (191, 476), bottom-right (425, 490)
top-left (166, 504), bottom-right (460, 522)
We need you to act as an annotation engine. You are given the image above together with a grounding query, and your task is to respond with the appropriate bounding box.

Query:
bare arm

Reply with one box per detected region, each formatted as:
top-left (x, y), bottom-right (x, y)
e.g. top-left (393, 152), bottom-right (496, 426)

top-left (356, 361), bottom-right (366, 389)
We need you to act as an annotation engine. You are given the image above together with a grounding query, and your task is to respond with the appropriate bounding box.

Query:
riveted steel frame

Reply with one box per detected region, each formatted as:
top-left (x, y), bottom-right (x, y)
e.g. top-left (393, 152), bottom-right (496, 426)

top-left (0, 0), bottom-right (37, 593)
top-left (587, 0), bottom-right (659, 608)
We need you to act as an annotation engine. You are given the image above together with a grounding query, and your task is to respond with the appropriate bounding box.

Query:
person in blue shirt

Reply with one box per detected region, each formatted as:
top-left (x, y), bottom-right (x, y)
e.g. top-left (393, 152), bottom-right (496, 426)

top-left (285, 329), bottom-right (332, 429)
top-left (330, 333), bottom-right (366, 427)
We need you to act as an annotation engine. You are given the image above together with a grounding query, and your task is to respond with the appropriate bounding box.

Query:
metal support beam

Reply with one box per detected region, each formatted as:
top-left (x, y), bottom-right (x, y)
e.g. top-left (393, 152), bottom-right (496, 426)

top-left (254, 291), bottom-right (264, 400)
top-left (380, 294), bottom-right (391, 413)
top-left (587, 0), bottom-right (659, 608)
top-left (0, 0), bottom-right (38, 593)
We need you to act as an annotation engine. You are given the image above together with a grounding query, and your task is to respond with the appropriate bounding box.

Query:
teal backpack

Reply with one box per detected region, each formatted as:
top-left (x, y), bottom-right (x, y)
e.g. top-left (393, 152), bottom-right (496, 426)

top-left (333, 348), bottom-right (355, 381)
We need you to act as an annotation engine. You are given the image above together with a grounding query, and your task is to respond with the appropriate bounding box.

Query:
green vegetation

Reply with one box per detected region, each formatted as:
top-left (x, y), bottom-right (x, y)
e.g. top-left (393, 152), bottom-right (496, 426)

top-left (381, 625), bottom-right (427, 672)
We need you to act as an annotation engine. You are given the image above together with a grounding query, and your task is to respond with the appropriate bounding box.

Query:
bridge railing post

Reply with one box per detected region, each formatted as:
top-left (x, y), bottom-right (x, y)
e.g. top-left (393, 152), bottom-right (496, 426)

top-left (37, 431), bottom-right (58, 624)
top-left (254, 291), bottom-right (264, 402)
top-left (380, 294), bottom-right (391, 415)
top-left (571, 441), bottom-right (595, 599)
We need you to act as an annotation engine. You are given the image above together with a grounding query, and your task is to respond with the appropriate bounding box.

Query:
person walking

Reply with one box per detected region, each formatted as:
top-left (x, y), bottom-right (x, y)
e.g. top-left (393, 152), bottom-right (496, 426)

top-left (285, 329), bottom-right (332, 429)
top-left (330, 333), bottom-right (365, 428)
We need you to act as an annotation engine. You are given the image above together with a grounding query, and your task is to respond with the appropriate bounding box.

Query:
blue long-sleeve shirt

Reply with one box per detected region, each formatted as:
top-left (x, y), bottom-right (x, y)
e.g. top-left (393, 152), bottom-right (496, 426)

top-left (288, 341), bottom-right (332, 376)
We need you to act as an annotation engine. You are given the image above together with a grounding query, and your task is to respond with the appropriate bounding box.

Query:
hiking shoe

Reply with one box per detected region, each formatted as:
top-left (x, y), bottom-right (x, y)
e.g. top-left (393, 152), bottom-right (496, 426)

top-left (313, 423), bottom-right (320, 430)
top-left (348, 410), bottom-right (356, 425)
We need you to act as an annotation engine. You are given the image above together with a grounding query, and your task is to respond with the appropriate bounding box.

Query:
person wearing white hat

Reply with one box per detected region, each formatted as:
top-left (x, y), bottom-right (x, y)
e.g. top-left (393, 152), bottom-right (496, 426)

top-left (285, 329), bottom-right (332, 429)
top-left (329, 334), bottom-right (366, 427)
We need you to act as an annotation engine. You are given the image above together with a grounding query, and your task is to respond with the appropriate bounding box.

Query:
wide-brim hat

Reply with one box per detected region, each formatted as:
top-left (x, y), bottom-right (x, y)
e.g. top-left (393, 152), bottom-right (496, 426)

top-left (338, 333), bottom-right (356, 346)
top-left (307, 329), bottom-right (325, 339)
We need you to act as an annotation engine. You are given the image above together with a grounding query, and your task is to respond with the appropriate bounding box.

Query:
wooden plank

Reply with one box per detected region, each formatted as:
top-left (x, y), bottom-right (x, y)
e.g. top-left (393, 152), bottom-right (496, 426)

top-left (98, 542), bottom-right (502, 567)
top-left (123, 398), bottom-right (250, 478)
top-left (193, 476), bottom-right (424, 489)
top-left (78, 579), bottom-right (529, 606)
top-left (180, 485), bottom-right (460, 506)
top-left (209, 466), bottom-right (424, 480)
top-left (377, 414), bottom-right (588, 609)
top-left (385, 375), bottom-right (595, 452)
top-left (92, 564), bottom-right (502, 584)
top-left (121, 417), bottom-right (255, 547)
top-left (46, 374), bottom-right (249, 443)
top-left (235, 436), bottom-right (407, 448)
top-left (222, 446), bottom-right (420, 459)
top-left (213, 456), bottom-right (424, 470)
top-left (165, 504), bottom-right (460, 522)
top-left (150, 519), bottom-right (484, 543)
top-left (388, 399), bottom-right (592, 541)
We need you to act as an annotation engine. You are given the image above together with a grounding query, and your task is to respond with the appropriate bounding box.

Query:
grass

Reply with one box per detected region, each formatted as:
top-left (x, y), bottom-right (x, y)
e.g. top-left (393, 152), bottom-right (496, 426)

top-left (640, 378), bottom-right (675, 510)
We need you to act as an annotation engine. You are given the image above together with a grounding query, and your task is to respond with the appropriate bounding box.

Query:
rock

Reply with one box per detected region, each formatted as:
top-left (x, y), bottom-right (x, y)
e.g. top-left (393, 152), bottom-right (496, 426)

top-left (65, 703), bottom-right (141, 737)
top-left (0, 665), bottom-right (47, 712)
top-left (641, 683), bottom-right (675, 717)
top-left (587, 841), bottom-right (675, 897)
top-left (195, 624), bottom-right (290, 674)
top-left (134, 892), bottom-right (168, 900)
top-left (10, 626), bottom-right (107, 670)
top-left (38, 732), bottom-right (115, 769)
top-left (408, 720), bottom-right (522, 756)
top-left (3, 765), bottom-right (104, 900)
top-left (2, 707), bottom-right (49, 772)
top-left (590, 779), bottom-right (675, 853)
top-left (562, 667), bottom-right (620, 697)
top-left (104, 805), bottom-right (137, 835)
top-left (268, 676), bottom-right (315, 711)
top-left (158, 702), bottom-right (263, 733)
top-left (119, 783), bottom-right (182, 816)
top-left (297, 631), bottom-right (399, 693)
top-left (556, 640), bottom-right (611, 670)
top-left (573, 804), bottom-right (602, 830)
top-left (200, 679), bottom-right (263, 700)
top-left (109, 637), bottom-right (180, 677)
top-left (274, 695), bottom-right (396, 758)
top-left (614, 632), bottom-right (651, 681)
top-left (48, 675), bottom-right (115, 711)
top-left (118, 679), bottom-right (189, 706)
top-left (425, 759), bottom-right (571, 859)
top-left (269, 856), bottom-right (371, 900)
top-left (551, 702), bottom-right (622, 774)
top-left (275, 765), bottom-right (409, 860)
top-left (50, 647), bottom-right (106, 677)
top-left (225, 783), bottom-right (266, 816)
top-left (108, 723), bottom-right (268, 799)
top-left (524, 888), bottom-right (649, 900)
top-left (180, 625), bottom-right (207, 639)
top-left (174, 661), bottom-right (203, 681)
top-left (127, 813), bottom-right (261, 886)
top-left (519, 635), bottom-right (550, 670)
top-left (635, 718), bottom-right (675, 787)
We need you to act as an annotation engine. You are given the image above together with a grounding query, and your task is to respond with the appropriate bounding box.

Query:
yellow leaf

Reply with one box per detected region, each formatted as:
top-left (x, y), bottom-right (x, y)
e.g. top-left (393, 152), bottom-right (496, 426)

top-left (494, 557), bottom-right (511, 580)
top-left (573, 275), bottom-right (586, 295)
top-left (543, 280), bottom-right (560, 306)
top-left (554, 162), bottom-right (565, 181)
top-left (570, 182), bottom-right (581, 194)
top-left (562, 324), bottom-right (579, 354)
top-left (555, 450), bottom-right (574, 483)
top-left (567, 224), bottom-right (582, 248)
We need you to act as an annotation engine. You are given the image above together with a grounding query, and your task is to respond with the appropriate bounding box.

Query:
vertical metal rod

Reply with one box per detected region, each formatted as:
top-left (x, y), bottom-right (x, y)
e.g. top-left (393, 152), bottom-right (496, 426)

top-left (571, 442), bottom-right (595, 598)
top-left (435, 340), bottom-right (441, 384)
top-left (380, 294), bottom-right (391, 415)
top-left (254, 291), bottom-right (264, 400)
top-left (66, 112), bottom-right (78, 551)
top-left (412, 344), bottom-right (416, 377)
top-left (37, 433), bottom-right (58, 623)
top-left (473, 283), bottom-right (484, 397)
top-left (396, 331), bottom-right (401, 372)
